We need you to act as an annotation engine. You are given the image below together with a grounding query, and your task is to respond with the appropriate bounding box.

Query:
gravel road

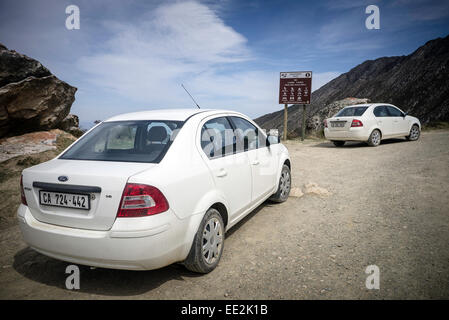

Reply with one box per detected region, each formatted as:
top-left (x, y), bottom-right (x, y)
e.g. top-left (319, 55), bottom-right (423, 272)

top-left (1, 130), bottom-right (448, 299)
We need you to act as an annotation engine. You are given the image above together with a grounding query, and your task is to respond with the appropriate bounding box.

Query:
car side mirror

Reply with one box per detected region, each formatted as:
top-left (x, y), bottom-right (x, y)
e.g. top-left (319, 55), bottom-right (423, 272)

top-left (402, 112), bottom-right (407, 117)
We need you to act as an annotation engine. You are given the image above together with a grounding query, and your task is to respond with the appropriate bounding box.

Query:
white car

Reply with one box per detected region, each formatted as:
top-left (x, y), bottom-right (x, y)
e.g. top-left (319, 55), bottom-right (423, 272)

top-left (18, 109), bottom-right (291, 273)
top-left (324, 103), bottom-right (421, 147)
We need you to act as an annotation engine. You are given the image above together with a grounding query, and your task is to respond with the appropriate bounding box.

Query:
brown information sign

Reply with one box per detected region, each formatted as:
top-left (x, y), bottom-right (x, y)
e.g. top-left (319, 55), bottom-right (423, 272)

top-left (279, 71), bottom-right (312, 104)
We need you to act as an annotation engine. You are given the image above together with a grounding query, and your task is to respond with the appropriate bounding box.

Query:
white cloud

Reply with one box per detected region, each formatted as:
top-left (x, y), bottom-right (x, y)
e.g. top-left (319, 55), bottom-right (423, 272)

top-left (77, 1), bottom-right (264, 115)
top-left (76, 1), bottom-right (340, 120)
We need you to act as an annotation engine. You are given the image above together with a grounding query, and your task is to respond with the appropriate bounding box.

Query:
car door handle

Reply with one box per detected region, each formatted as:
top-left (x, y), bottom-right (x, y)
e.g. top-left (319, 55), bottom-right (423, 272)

top-left (216, 169), bottom-right (227, 177)
top-left (251, 160), bottom-right (260, 165)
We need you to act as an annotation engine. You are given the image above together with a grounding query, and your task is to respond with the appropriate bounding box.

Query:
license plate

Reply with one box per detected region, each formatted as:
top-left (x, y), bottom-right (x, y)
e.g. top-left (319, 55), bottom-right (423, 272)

top-left (331, 122), bottom-right (346, 128)
top-left (39, 191), bottom-right (90, 210)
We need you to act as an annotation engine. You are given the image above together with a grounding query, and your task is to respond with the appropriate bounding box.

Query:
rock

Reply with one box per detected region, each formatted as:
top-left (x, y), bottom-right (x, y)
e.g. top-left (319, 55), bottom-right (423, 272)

top-left (0, 129), bottom-right (76, 162)
top-left (289, 187), bottom-right (304, 198)
top-left (59, 114), bottom-right (79, 130)
top-left (58, 114), bottom-right (84, 137)
top-left (0, 76), bottom-right (76, 136)
top-left (0, 43), bottom-right (78, 138)
top-left (0, 44), bottom-right (51, 87)
top-left (304, 182), bottom-right (332, 197)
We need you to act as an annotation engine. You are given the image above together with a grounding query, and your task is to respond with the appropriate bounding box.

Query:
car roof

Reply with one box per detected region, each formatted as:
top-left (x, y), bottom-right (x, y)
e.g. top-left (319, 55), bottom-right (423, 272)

top-left (341, 104), bottom-right (370, 108)
top-left (104, 108), bottom-right (240, 122)
top-left (342, 103), bottom-right (395, 109)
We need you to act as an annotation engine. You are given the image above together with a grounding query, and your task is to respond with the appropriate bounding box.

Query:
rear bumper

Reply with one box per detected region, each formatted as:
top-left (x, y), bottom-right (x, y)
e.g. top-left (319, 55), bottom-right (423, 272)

top-left (324, 127), bottom-right (369, 141)
top-left (17, 204), bottom-right (195, 270)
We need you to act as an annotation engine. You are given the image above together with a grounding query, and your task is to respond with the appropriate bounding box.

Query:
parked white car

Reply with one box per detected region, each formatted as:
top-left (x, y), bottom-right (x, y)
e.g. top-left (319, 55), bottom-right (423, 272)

top-left (18, 109), bottom-right (291, 273)
top-left (324, 103), bottom-right (421, 147)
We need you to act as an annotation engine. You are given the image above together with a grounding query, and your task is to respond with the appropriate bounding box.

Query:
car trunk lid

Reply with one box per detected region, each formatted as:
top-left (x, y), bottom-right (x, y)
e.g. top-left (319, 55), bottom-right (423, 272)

top-left (328, 117), bottom-right (356, 131)
top-left (23, 159), bottom-right (154, 231)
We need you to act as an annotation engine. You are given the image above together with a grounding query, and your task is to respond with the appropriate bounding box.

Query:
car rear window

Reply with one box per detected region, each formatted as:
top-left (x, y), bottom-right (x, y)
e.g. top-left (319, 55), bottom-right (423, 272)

top-left (60, 120), bottom-right (184, 163)
top-left (335, 106), bottom-right (368, 117)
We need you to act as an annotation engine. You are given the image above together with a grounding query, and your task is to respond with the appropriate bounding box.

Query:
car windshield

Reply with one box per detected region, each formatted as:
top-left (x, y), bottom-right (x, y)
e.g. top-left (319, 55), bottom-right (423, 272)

top-left (60, 120), bottom-right (184, 163)
top-left (335, 106), bottom-right (368, 117)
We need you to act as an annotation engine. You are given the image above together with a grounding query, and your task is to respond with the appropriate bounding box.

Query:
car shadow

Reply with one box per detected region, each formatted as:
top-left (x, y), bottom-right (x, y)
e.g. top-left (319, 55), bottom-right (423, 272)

top-left (13, 201), bottom-right (271, 297)
top-left (313, 138), bottom-right (406, 148)
top-left (13, 247), bottom-right (202, 296)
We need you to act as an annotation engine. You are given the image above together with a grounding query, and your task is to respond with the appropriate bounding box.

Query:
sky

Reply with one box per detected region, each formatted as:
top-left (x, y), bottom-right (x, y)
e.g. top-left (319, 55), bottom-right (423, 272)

top-left (0, 0), bottom-right (448, 129)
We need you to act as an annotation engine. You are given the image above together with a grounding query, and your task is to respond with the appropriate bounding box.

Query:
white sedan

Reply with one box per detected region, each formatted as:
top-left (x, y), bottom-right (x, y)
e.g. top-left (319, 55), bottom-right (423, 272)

top-left (18, 109), bottom-right (291, 273)
top-left (324, 103), bottom-right (421, 147)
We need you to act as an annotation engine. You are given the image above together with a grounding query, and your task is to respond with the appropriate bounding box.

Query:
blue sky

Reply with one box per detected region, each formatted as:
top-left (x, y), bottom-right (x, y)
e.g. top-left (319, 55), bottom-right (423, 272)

top-left (0, 0), bottom-right (448, 129)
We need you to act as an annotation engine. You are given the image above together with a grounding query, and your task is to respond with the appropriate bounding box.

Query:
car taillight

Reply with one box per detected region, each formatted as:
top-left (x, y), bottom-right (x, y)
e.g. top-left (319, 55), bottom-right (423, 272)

top-left (117, 183), bottom-right (169, 217)
top-left (351, 119), bottom-right (363, 127)
top-left (324, 119), bottom-right (328, 128)
top-left (20, 175), bottom-right (27, 205)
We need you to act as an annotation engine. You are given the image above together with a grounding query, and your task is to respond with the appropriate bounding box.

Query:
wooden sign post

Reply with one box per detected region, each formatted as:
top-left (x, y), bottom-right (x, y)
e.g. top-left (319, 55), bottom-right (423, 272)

top-left (302, 104), bottom-right (306, 141)
top-left (283, 104), bottom-right (288, 140)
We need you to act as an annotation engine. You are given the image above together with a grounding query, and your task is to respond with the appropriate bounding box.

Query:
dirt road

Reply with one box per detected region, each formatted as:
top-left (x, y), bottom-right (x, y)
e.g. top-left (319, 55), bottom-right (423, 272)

top-left (1, 130), bottom-right (448, 299)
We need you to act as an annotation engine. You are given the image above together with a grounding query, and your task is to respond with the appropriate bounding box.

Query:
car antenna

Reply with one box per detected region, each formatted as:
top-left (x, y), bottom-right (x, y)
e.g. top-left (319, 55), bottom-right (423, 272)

top-left (181, 84), bottom-right (201, 109)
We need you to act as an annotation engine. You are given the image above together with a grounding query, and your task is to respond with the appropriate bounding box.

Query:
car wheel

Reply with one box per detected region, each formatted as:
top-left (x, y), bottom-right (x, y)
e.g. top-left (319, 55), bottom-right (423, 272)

top-left (367, 129), bottom-right (381, 147)
top-left (184, 208), bottom-right (224, 273)
top-left (269, 164), bottom-right (291, 203)
top-left (332, 140), bottom-right (345, 147)
top-left (407, 124), bottom-right (420, 141)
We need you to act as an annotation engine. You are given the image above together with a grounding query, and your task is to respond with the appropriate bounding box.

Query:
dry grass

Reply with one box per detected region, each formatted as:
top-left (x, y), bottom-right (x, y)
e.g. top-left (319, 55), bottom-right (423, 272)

top-left (422, 121), bottom-right (449, 131)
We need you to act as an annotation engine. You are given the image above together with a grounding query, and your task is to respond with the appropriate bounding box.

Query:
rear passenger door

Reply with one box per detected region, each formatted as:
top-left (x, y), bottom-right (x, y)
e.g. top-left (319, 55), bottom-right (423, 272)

top-left (199, 116), bottom-right (252, 221)
top-left (229, 116), bottom-right (277, 203)
top-left (373, 105), bottom-right (394, 137)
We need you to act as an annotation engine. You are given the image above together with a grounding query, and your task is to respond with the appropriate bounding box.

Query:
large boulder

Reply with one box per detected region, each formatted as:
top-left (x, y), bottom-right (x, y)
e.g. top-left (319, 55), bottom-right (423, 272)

top-left (0, 44), bottom-right (51, 87)
top-left (0, 43), bottom-right (78, 137)
top-left (0, 75), bottom-right (76, 136)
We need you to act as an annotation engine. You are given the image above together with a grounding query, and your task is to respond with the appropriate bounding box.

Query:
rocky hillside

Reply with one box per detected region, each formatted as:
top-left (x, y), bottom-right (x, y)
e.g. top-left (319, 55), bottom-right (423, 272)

top-left (255, 35), bottom-right (449, 136)
top-left (0, 43), bottom-right (80, 137)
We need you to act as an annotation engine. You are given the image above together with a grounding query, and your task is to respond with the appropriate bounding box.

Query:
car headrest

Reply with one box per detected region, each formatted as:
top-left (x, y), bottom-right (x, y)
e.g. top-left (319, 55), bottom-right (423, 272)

top-left (147, 126), bottom-right (168, 143)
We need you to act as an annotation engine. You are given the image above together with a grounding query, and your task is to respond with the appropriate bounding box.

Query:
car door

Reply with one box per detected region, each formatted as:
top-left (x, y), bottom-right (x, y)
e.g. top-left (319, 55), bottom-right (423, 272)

top-left (386, 106), bottom-right (409, 135)
top-left (229, 116), bottom-right (277, 203)
top-left (373, 105), bottom-right (394, 137)
top-left (199, 116), bottom-right (252, 220)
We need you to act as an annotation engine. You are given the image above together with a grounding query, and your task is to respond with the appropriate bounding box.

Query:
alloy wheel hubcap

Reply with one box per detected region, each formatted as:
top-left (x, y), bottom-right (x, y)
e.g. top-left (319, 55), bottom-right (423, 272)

top-left (411, 127), bottom-right (419, 139)
top-left (372, 131), bottom-right (380, 145)
top-left (280, 169), bottom-right (291, 198)
top-left (202, 217), bottom-right (223, 264)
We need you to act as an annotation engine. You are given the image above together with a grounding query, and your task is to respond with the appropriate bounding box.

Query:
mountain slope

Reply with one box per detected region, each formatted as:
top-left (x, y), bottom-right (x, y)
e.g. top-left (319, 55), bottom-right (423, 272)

top-left (255, 35), bottom-right (449, 135)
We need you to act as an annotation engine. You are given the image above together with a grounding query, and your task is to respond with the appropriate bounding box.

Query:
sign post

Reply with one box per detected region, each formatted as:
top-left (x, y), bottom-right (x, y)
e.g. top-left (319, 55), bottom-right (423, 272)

top-left (283, 104), bottom-right (288, 140)
top-left (302, 104), bottom-right (306, 141)
top-left (279, 71), bottom-right (312, 141)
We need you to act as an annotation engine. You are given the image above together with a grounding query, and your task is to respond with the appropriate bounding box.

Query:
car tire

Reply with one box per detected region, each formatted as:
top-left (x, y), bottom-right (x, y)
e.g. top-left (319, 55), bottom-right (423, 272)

top-left (367, 129), bottom-right (381, 147)
top-left (269, 164), bottom-right (291, 203)
top-left (406, 124), bottom-right (420, 141)
top-left (332, 140), bottom-right (345, 147)
top-left (183, 208), bottom-right (225, 274)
